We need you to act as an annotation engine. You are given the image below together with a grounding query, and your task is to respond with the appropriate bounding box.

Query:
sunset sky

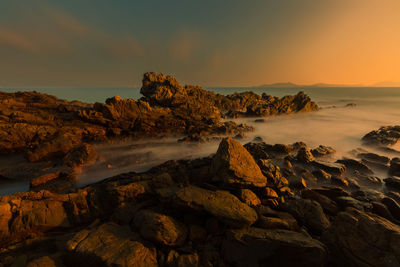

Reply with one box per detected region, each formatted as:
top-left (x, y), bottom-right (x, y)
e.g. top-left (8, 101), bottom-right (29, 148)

top-left (1, 0), bottom-right (400, 87)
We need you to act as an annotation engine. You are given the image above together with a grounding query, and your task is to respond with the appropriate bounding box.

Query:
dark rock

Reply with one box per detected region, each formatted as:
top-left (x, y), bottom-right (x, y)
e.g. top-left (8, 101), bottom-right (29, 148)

top-left (381, 197), bottom-right (400, 221)
top-left (336, 158), bottom-right (373, 175)
top-left (384, 176), bottom-right (400, 190)
top-left (322, 208), bottom-right (400, 267)
top-left (312, 161), bottom-right (346, 176)
top-left (133, 209), bottom-right (188, 247)
top-left (362, 125), bottom-right (400, 147)
top-left (301, 189), bottom-right (339, 215)
top-left (311, 145), bottom-right (336, 158)
top-left (296, 147), bottom-right (315, 163)
top-left (158, 185), bottom-right (258, 228)
top-left (390, 158), bottom-right (400, 176)
top-left (67, 222), bottom-right (158, 267)
top-left (222, 227), bottom-right (327, 267)
top-left (283, 198), bottom-right (330, 235)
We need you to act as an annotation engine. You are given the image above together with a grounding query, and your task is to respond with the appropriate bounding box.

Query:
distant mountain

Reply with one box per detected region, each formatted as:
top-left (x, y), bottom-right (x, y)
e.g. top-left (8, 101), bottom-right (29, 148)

top-left (255, 82), bottom-right (400, 88)
top-left (372, 81), bottom-right (400, 87)
top-left (255, 82), bottom-right (361, 88)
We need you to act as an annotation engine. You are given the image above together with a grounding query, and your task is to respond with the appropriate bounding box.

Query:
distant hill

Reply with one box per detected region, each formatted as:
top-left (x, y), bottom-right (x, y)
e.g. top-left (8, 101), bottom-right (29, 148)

top-left (255, 82), bottom-right (400, 88)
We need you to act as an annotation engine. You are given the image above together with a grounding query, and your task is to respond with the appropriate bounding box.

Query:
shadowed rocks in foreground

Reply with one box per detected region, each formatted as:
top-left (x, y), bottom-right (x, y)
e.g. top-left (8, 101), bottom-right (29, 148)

top-left (2, 136), bottom-right (400, 266)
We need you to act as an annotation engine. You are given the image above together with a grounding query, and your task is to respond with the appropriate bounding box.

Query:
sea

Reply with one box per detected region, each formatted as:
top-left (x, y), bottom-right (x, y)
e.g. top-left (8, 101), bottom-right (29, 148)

top-left (1, 86), bottom-right (400, 194)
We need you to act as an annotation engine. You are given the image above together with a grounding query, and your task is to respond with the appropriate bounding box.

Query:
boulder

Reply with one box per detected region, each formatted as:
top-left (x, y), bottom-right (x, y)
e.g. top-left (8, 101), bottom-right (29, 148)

top-left (158, 185), bottom-right (258, 228)
top-left (301, 189), bottom-right (339, 215)
top-left (312, 161), bottom-right (346, 176)
top-left (322, 208), bottom-right (400, 267)
top-left (390, 158), bottom-right (400, 176)
top-left (296, 147), bottom-right (315, 163)
top-left (222, 227), bottom-right (327, 267)
top-left (133, 209), bottom-right (187, 246)
top-left (238, 189), bottom-right (261, 207)
top-left (384, 176), bottom-right (400, 190)
top-left (211, 138), bottom-right (268, 187)
top-left (63, 143), bottom-right (98, 168)
top-left (311, 145), bottom-right (336, 158)
top-left (67, 223), bottom-right (158, 267)
top-left (336, 158), bottom-right (373, 175)
top-left (283, 198), bottom-right (330, 235)
top-left (362, 126), bottom-right (400, 147)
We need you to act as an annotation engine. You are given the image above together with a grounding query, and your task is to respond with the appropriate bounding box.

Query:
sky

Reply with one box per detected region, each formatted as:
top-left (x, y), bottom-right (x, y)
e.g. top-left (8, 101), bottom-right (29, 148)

top-left (1, 0), bottom-right (400, 87)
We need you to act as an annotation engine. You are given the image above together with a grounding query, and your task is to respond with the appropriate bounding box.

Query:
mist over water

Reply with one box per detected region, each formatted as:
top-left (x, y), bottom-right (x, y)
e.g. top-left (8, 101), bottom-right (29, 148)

top-left (78, 90), bottom-right (400, 187)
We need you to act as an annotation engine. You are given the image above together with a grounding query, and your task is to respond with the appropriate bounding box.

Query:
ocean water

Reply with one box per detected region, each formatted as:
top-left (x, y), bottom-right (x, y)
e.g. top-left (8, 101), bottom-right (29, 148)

top-left (1, 86), bottom-right (400, 193)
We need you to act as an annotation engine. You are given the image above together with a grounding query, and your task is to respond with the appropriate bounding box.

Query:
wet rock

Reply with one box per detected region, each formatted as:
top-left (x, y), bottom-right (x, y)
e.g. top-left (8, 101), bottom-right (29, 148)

top-left (238, 189), bottom-right (261, 207)
top-left (63, 143), bottom-right (98, 169)
top-left (322, 208), bottom-right (400, 267)
top-left (256, 216), bottom-right (291, 230)
top-left (336, 158), bottom-right (373, 175)
top-left (362, 125), bottom-right (400, 147)
top-left (301, 189), bottom-right (339, 215)
top-left (287, 175), bottom-right (307, 189)
top-left (384, 176), bottom-right (400, 190)
top-left (389, 158), bottom-right (400, 176)
top-left (222, 227), bottom-right (327, 267)
top-left (371, 201), bottom-right (397, 222)
top-left (158, 185), bottom-right (258, 228)
top-left (283, 198), bottom-right (330, 235)
top-left (311, 145), bottom-right (336, 158)
top-left (211, 138), bottom-right (267, 187)
top-left (351, 189), bottom-right (384, 202)
top-left (312, 161), bottom-right (346, 176)
top-left (357, 152), bottom-right (390, 170)
top-left (296, 147), bottom-right (315, 163)
top-left (67, 222), bottom-right (158, 267)
top-left (133, 209), bottom-right (188, 246)
top-left (26, 256), bottom-right (57, 267)
top-left (313, 187), bottom-right (350, 199)
top-left (381, 197), bottom-right (400, 221)
top-left (336, 196), bottom-right (372, 211)
top-left (312, 169), bottom-right (332, 181)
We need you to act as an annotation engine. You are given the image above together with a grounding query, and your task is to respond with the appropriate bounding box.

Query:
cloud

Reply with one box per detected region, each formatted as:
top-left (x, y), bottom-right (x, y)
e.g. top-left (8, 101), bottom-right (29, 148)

top-left (0, 28), bottom-right (38, 53)
top-left (169, 31), bottom-right (201, 61)
top-left (41, 6), bottom-right (88, 36)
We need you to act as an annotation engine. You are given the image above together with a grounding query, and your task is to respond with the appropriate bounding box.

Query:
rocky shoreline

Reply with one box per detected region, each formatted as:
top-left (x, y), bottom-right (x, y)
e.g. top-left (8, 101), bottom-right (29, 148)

top-left (1, 74), bottom-right (400, 266)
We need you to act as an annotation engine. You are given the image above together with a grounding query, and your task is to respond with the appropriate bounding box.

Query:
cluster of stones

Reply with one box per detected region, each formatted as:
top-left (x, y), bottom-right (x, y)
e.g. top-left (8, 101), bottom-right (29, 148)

top-left (2, 136), bottom-right (400, 266)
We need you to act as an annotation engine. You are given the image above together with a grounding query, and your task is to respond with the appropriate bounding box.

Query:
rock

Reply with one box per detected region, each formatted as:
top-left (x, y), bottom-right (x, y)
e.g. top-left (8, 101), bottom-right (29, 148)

top-left (26, 256), bottom-right (57, 267)
top-left (296, 147), bottom-right (315, 163)
top-left (63, 143), bottom-right (98, 168)
top-left (362, 125), bottom-right (400, 147)
top-left (287, 175), bottom-right (307, 189)
top-left (238, 189), bottom-right (261, 207)
top-left (322, 208), bottom-right (400, 267)
top-left (381, 197), bottom-right (400, 221)
top-left (256, 216), bottom-right (291, 230)
top-left (336, 196), bottom-right (372, 211)
top-left (311, 145), bottom-right (336, 158)
top-left (390, 158), bottom-right (400, 176)
top-left (30, 172), bottom-right (61, 188)
top-left (263, 187), bottom-right (278, 199)
top-left (133, 209), bottom-right (188, 246)
top-left (211, 138), bottom-right (267, 187)
top-left (371, 201), bottom-right (397, 222)
top-left (336, 158), bottom-right (373, 175)
top-left (312, 169), bottom-right (332, 181)
top-left (222, 227), bottom-right (327, 266)
top-left (283, 198), bottom-right (330, 235)
top-left (188, 224), bottom-right (207, 243)
top-left (301, 189), bottom-right (339, 215)
top-left (351, 189), bottom-right (384, 202)
top-left (174, 253), bottom-right (199, 267)
top-left (159, 185), bottom-right (258, 228)
top-left (384, 176), bottom-right (400, 190)
top-left (312, 161), bottom-right (346, 176)
top-left (357, 152), bottom-right (390, 165)
top-left (67, 222), bottom-right (158, 267)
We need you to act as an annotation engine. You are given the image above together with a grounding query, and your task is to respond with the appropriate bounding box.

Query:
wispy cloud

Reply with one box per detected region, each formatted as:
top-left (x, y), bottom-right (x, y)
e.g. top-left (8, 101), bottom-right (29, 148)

top-left (169, 31), bottom-right (202, 61)
top-left (0, 4), bottom-right (144, 59)
top-left (0, 28), bottom-right (38, 53)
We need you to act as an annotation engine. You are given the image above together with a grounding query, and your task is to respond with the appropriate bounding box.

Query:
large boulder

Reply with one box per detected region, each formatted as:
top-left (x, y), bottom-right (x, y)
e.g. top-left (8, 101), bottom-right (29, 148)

top-left (158, 185), bottom-right (258, 228)
top-left (133, 209), bottom-right (188, 246)
top-left (322, 208), bottom-right (400, 267)
top-left (283, 198), bottom-right (330, 235)
top-left (362, 126), bottom-right (400, 147)
top-left (211, 138), bottom-right (268, 187)
top-left (222, 227), bottom-right (327, 267)
top-left (67, 222), bottom-right (158, 267)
